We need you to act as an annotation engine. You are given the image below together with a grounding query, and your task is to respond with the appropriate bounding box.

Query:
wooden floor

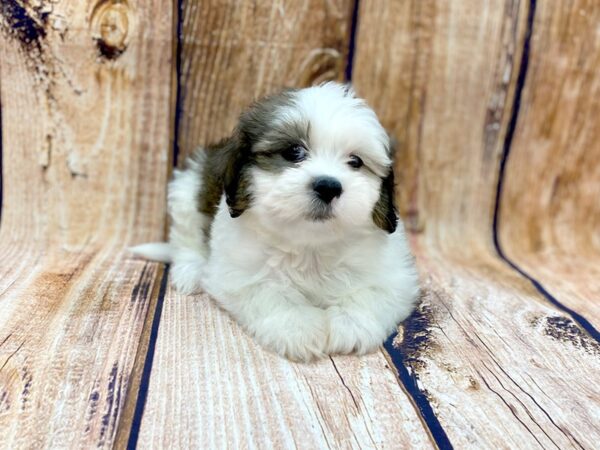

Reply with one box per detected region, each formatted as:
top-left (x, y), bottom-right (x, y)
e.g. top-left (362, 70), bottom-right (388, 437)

top-left (1, 0), bottom-right (599, 448)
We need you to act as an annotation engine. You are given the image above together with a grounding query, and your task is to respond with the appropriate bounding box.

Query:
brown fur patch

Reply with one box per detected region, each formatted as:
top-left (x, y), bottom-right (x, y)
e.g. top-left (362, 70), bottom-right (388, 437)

top-left (194, 135), bottom-right (253, 222)
top-left (193, 88), bottom-right (299, 225)
top-left (372, 167), bottom-right (398, 233)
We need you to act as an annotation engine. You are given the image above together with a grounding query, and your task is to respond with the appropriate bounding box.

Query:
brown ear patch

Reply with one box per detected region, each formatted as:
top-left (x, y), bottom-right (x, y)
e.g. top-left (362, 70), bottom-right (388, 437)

top-left (221, 135), bottom-right (253, 218)
top-left (372, 167), bottom-right (398, 233)
top-left (197, 134), bottom-right (253, 219)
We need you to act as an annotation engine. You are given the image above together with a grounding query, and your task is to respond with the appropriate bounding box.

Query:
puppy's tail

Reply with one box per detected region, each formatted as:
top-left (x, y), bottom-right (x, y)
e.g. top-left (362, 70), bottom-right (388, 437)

top-left (129, 243), bottom-right (173, 263)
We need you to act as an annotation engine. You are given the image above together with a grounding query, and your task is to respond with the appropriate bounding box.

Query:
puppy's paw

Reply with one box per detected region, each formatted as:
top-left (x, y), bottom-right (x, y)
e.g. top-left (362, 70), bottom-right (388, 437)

top-left (170, 260), bottom-right (205, 295)
top-left (255, 307), bottom-right (328, 362)
top-left (326, 307), bottom-right (386, 356)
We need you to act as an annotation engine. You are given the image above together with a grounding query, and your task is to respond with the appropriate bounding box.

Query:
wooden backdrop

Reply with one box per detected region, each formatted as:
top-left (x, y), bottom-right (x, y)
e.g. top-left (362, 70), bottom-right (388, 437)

top-left (0, 0), bottom-right (598, 448)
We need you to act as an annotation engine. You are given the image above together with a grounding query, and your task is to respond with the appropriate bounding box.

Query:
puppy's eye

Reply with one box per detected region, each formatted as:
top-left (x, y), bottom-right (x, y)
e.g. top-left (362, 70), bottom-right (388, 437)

top-left (281, 145), bottom-right (307, 163)
top-left (348, 154), bottom-right (363, 169)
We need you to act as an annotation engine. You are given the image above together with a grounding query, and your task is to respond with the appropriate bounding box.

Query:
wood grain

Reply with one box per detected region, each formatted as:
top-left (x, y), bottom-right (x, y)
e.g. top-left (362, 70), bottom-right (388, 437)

top-left (176, 0), bottom-right (355, 160)
top-left (353, 0), bottom-right (528, 244)
top-left (498, 0), bottom-right (600, 328)
top-left (0, 0), bottom-right (173, 447)
top-left (354, 0), bottom-right (600, 447)
top-left (403, 245), bottom-right (600, 448)
top-left (137, 286), bottom-right (434, 449)
top-left (1, 0), bottom-right (598, 447)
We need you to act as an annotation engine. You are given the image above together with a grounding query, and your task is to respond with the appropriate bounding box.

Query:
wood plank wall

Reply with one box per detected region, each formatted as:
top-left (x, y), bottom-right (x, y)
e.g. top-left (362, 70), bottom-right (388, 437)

top-left (499, 0), bottom-right (600, 331)
top-left (174, 0), bottom-right (355, 161)
top-left (0, 0), bottom-right (173, 447)
top-left (136, 2), bottom-right (434, 447)
top-left (1, 0), bottom-right (599, 448)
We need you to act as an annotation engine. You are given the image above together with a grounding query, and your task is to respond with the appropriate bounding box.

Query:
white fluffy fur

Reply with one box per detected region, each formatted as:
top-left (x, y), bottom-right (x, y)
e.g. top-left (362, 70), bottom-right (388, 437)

top-left (131, 82), bottom-right (419, 362)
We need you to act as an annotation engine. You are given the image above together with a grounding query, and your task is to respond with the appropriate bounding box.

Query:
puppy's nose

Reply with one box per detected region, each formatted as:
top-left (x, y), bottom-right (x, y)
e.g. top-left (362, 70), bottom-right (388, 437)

top-left (312, 176), bottom-right (342, 204)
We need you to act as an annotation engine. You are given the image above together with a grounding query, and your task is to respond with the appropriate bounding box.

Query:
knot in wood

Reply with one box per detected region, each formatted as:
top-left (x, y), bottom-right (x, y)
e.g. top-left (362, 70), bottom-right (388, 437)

top-left (295, 48), bottom-right (342, 86)
top-left (91, 1), bottom-right (131, 60)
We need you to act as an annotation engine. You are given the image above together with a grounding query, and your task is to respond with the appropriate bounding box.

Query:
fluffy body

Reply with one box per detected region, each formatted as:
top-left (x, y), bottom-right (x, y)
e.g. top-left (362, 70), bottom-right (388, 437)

top-left (131, 82), bottom-right (419, 361)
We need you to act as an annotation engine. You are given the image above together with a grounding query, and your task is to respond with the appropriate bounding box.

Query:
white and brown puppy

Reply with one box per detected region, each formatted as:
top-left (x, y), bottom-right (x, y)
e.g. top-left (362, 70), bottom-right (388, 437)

top-left (132, 82), bottom-right (419, 362)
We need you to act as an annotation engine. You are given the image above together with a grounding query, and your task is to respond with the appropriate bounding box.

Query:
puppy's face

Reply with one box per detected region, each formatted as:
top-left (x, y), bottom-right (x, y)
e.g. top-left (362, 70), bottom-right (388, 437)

top-left (224, 82), bottom-right (397, 243)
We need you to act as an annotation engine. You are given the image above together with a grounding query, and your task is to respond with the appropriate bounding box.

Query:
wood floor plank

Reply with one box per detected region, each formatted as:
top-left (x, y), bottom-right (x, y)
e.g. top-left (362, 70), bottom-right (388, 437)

top-left (0, 248), bottom-right (165, 448)
top-left (0, 0), bottom-right (173, 447)
top-left (400, 242), bottom-right (600, 449)
top-left (139, 1), bottom-right (435, 445)
top-left (137, 285), bottom-right (434, 449)
top-left (500, 256), bottom-right (600, 333)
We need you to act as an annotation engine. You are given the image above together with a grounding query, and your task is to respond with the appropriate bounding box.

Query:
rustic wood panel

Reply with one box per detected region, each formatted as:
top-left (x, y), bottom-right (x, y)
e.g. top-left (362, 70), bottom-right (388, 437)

top-left (0, 253), bottom-right (165, 448)
top-left (354, 0), bottom-right (600, 447)
top-left (498, 0), bottom-right (600, 328)
top-left (403, 245), bottom-right (600, 449)
top-left (0, 0), bottom-right (173, 447)
top-left (137, 286), bottom-right (434, 449)
top-left (175, 0), bottom-right (355, 160)
top-left (138, 2), bottom-right (435, 446)
top-left (353, 0), bottom-right (528, 245)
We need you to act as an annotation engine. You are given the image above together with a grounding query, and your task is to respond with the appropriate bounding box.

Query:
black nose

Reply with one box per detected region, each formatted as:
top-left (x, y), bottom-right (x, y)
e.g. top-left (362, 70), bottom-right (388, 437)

top-left (312, 176), bottom-right (342, 204)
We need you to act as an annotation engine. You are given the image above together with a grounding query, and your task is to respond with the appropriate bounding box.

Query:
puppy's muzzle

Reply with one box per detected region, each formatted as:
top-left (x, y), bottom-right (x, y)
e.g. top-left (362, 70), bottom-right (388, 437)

top-left (312, 176), bottom-right (343, 204)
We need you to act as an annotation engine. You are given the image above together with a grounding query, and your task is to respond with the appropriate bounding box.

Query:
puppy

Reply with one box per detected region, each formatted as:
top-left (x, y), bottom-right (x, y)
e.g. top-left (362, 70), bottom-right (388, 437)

top-left (132, 82), bottom-right (419, 362)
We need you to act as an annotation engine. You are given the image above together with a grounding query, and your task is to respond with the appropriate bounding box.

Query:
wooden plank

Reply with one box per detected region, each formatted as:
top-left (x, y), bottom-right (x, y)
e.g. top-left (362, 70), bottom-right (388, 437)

top-left (137, 1), bottom-right (435, 446)
top-left (0, 252), bottom-right (165, 448)
top-left (137, 286), bottom-right (434, 449)
top-left (353, 0), bottom-right (527, 238)
top-left (498, 0), bottom-right (600, 329)
top-left (0, 0), bottom-right (173, 447)
top-left (175, 0), bottom-right (355, 160)
top-left (354, 0), bottom-right (600, 447)
top-left (404, 245), bottom-right (600, 449)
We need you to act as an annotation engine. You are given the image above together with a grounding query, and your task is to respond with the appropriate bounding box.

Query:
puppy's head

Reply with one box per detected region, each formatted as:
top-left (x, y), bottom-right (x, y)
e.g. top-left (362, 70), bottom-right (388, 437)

top-left (223, 82), bottom-right (397, 243)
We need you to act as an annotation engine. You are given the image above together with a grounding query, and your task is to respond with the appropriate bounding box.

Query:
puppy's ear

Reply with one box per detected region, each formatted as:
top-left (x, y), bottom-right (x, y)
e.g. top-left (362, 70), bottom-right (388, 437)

top-left (220, 134), bottom-right (253, 218)
top-left (372, 166), bottom-right (398, 233)
top-left (372, 135), bottom-right (398, 233)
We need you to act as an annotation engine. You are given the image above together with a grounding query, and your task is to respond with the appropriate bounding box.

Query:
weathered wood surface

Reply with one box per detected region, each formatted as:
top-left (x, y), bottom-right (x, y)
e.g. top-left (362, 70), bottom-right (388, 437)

top-left (354, 0), bottom-right (600, 447)
top-left (499, 0), bottom-right (600, 329)
top-left (0, 0), bottom-right (172, 447)
top-left (137, 286), bottom-right (434, 449)
top-left (404, 248), bottom-right (600, 449)
top-left (1, 0), bottom-right (599, 448)
top-left (137, 1), bottom-right (437, 447)
top-left (175, 0), bottom-right (355, 160)
top-left (353, 0), bottom-right (527, 242)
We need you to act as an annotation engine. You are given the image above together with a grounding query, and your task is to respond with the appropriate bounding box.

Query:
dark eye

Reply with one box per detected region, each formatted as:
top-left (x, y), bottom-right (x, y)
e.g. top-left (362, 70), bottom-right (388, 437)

top-left (348, 154), bottom-right (363, 169)
top-left (281, 145), bottom-right (307, 162)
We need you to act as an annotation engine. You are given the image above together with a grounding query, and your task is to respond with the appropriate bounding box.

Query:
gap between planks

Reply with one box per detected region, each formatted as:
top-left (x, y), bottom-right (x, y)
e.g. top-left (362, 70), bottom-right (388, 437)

top-left (114, 264), bottom-right (169, 449)
top-left (491, 0), bottom-right (600, 343)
